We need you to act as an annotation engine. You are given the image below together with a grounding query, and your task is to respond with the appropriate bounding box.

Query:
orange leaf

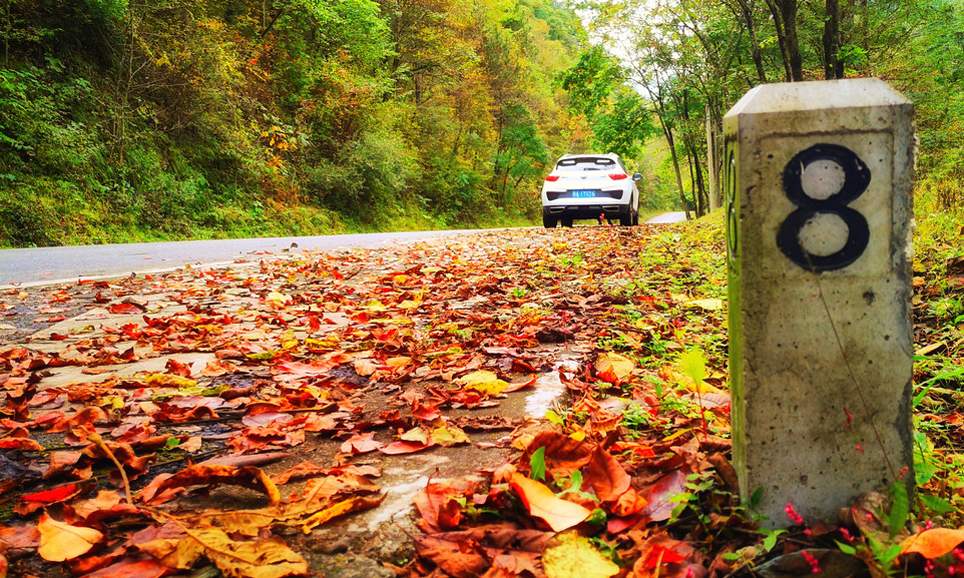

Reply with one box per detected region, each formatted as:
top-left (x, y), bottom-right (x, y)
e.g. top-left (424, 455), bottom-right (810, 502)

top-left (901, 528), bottom-right (964, 559)
top-left (585, 447), bottom-right (631, 502)
top-left (509, 472), bottom-right (592, 532)
top-left (610, 487), bottom-right (648, 517)
top-left (37, 514), bottom-right (104, 562)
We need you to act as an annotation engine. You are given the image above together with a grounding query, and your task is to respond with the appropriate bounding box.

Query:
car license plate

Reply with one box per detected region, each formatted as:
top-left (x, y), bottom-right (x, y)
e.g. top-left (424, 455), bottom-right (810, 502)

top-left (571, 190), bottom-right (596, 198)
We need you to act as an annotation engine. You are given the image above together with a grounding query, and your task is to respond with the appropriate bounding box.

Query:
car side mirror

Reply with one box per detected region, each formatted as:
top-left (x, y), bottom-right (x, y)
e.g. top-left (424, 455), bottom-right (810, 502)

top-left (633, 173), bottom-right (643, 181)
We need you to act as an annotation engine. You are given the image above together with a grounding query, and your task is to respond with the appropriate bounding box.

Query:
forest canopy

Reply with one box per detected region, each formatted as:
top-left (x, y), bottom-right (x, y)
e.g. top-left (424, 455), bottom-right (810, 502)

top-left (577, 0), bottom-right (964, 219)
top-left (2, 0), bottom-right (964, 247)
top-left (1, 0), bottom-right (602, 246)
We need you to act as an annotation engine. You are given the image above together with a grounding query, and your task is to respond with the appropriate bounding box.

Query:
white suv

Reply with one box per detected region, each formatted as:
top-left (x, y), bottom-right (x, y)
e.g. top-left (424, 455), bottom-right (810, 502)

top-left (540, 154), bottom-right (642, 228)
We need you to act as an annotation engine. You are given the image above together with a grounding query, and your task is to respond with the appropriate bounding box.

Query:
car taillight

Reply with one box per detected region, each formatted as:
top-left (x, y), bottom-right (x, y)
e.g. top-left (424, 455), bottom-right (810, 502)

top-left (609, 173), bottom-right (629, 180)
top-left (545, 175), bottom-right (560, 182)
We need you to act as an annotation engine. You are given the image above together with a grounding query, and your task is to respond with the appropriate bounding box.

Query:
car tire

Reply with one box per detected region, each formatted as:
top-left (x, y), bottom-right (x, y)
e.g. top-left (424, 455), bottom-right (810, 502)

top-left (619, 211), bottom-right (633, 226)
top-left (561, 217), bottom-right (574, 228)
top-left (543, 215), bottom-right (557, 228)
top-left (631, 210), bottom-right (639, 226)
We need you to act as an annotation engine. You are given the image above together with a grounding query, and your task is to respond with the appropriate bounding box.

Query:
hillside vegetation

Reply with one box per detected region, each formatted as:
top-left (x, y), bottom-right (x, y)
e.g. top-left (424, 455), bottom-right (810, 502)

top-left (1, 0), bottom-right (601, 246)
top-left (5, 1), bottom-right (964, 247)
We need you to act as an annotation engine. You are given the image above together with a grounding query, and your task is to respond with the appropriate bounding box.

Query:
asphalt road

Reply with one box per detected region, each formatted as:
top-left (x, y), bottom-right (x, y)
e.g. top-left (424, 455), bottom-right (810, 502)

top-left (645, 211), bottom-right (689, 224)
top-left (1, 214), bottom-right (688, 287)
top-left (0, 230), bottom-right (482, 287)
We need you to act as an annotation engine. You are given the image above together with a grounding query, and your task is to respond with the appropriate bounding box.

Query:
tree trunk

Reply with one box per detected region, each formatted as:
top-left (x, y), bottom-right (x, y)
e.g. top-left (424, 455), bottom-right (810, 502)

top-left (781, 0), bottom-right (803, 81)
top-left (706, 103), bottom-right (719, 211)
top-left (824, 0), bottom-right (844, 79)
top-left (763, 0), bottom-right (793, 81)
top-left (763, 0), bottom-right (802, 81)
top-left (736, 0), bottom-right (767, 83)
top-left (661, 120), bottom-right (690, 212)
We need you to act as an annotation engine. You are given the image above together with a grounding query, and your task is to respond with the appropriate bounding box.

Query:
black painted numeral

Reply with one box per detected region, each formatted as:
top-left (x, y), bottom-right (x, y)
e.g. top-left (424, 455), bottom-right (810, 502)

top-left (777, 144), bottom-right (871, 272)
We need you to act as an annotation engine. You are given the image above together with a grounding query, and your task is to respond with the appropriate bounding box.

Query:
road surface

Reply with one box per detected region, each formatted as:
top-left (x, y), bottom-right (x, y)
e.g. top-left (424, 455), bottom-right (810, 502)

top-left (0, 230), bottom-right (480, 287)
top-left (645, 211), bottom-right (689, 224)
top-left (1, 214), bottom-right (688, 287)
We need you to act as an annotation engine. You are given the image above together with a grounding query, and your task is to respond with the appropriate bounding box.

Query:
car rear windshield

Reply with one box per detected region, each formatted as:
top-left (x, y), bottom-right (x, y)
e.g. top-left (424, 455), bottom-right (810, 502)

top-left (555, 157), bottom-right (617, 171)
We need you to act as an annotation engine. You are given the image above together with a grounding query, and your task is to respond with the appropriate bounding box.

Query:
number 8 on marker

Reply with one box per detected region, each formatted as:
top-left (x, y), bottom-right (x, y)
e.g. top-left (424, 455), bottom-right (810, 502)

top-left (777, 144), bottom-right (871, 272)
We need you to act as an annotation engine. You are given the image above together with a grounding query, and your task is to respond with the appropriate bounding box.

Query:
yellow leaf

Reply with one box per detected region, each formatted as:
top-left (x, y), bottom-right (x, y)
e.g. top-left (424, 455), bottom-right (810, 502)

top-left (266, 291), bottom-right (290, 306)
top-left (594, 353), bottom-right (634, 382)
top-left (189, 527), bottom-right (307, 578)
top-left (456, 370), bottom-right (509, 395)
top-left (543, 532), bottom-right (620, 578)
top-left (37, 514), bottom-right (104, 562)
top-left (431, 424), bottom-right (470, 446)
top-left (280, 330), bottom-right (298, 350)
top-left (141, 373), bottom-right (198, 389)
top-left (401, 427), bottom-right (430, 443)
top-left (686, 298), bottom-right (724, 311)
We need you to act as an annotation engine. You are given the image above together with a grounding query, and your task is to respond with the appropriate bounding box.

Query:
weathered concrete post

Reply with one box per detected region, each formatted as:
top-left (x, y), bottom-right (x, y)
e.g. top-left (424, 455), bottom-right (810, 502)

top-left (723, 78), bottom-right (915, 527)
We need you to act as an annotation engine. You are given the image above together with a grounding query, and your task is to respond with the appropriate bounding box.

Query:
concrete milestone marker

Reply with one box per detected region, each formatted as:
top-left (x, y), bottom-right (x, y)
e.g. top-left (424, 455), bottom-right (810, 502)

top-left (723, 78), bottom-right (915, 526)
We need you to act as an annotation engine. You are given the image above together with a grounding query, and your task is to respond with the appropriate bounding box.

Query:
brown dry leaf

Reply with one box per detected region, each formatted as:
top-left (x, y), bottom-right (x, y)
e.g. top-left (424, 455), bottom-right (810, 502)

top-left (414, 534), bottom-right (488, 578)
top-left (37, 514), bottom-right (104, 562)
top-left (150, 464), bottom-right (281, 505)
top-left (523, 431), bottom-right (594, 471)
top-left (301, 495), bottom-right (386, 533)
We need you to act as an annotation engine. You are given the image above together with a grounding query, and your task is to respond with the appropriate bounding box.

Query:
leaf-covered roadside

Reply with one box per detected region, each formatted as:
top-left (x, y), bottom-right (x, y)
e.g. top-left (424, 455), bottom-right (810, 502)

top-left (1, 216), bottom-right (964, 578)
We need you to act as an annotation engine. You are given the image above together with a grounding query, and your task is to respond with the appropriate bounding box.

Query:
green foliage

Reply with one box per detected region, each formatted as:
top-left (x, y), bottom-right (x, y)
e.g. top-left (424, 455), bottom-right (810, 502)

top-left (529, 446), bottom-right (547, 481)
top-left (0, 0), bottom-right (583, 246)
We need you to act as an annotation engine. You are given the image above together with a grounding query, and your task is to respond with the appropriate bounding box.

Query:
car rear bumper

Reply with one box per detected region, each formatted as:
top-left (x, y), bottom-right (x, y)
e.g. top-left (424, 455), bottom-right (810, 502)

top-left (542, 204), bottom-right (629, 219)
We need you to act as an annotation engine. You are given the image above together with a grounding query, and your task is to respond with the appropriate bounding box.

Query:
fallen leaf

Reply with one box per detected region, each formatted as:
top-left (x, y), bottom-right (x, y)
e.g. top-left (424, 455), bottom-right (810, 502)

top-left (149, 464), bottom-right (281, 505)
top-left (509, 472), bottom-right (591, 532)
top-left (585, 447), bottom-right (632, 502)
top-left (82, 557), bottom-right (173, 578)
top-left (639, 469), bottom-right (688, 522)
top-left (594, 352), bottom-right (634, 382)
top-left (340, 432), bottom-right (383, 454)
top-left (456, 370), bottom-right (509, 395)
top-left (686, 298), bottom-right (723, 311)
top-left (900, 528), bottom-right (964, 559)
top-left (301, 495), bottom-right (386, 533)
top-left (37, 514), bottom-right (104, 562)
top-left (379, 439), bottom-right (436, 455)
top-left (543, 531), bottom-right (619, 578)
top-left (414, 534), bottom-right (488, 578)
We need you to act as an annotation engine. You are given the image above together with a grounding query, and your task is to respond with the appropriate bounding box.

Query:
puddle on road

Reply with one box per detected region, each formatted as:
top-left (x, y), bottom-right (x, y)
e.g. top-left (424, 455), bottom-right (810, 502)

top-left (524, 356), bottom-right (579, 418)
top-left (357, 453), bottom-right (450, 532)
top-left (343, 352), bottom-right (582, 534)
